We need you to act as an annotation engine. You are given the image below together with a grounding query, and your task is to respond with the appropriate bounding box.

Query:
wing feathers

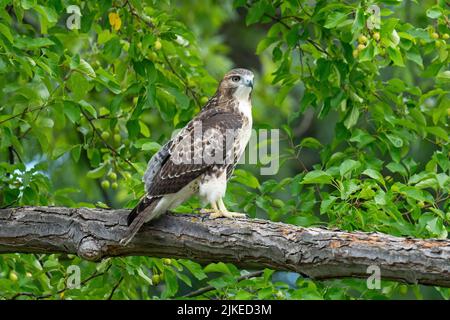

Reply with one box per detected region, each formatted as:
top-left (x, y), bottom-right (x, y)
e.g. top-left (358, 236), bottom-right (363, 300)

top-left (146, 109), bottom-right (243, 197)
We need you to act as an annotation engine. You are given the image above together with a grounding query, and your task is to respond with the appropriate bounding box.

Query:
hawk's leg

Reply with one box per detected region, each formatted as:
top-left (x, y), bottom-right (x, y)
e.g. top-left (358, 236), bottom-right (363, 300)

top-left (199, 201), bottom-right (220, 216)
top-left (210, 198), bottom-right (247, 219)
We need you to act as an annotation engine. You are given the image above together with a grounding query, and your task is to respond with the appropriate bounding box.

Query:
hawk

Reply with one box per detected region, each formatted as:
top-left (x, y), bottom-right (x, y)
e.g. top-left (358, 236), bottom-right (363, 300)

top-left (121, 68), bottom-right (254, 245)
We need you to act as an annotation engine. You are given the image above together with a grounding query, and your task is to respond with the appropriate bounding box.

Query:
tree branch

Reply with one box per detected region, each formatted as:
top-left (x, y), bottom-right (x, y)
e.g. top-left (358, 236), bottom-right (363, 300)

top-left (183, 270), bottom-right (264, 298)
top-left (0, 206), bottom-right (449, 287)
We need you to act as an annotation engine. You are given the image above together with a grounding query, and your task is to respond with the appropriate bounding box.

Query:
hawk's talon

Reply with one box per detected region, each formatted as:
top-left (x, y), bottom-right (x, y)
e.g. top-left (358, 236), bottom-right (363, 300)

top-left (212, 198), bottom-right (247, 219)
top-left (199, 208), bottom-right (217, 215)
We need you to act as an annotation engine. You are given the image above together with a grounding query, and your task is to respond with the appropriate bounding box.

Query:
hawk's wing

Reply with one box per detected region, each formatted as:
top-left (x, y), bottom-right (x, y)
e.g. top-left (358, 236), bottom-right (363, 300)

top-left (143, 139), bottom-right (172, 193)
top-left (147, 108), bottom-right (243, 197)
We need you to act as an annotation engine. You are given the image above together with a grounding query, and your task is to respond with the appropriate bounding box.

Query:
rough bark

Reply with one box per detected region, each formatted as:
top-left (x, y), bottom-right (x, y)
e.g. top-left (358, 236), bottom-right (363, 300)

top-left (0, 206), bottom-right (449, 287)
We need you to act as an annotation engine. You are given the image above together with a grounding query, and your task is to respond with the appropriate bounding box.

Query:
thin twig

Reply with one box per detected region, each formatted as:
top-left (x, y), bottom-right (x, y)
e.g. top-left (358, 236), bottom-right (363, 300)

top-left (122, 0), bottom-right (155, 29)
top-left (11, 264), bottom-right (112, 300)
top-left (0, 70), bottom-right (70, 126)
top-left (107, 276), bottom-right (124, 299)
top-left (0, 105), bottom-right (48, 125)
top-left (256, 9), bottom-right (330, 57)
top-left (162, 50), bottom-right (201, 107)
top-left (183, 270), bottom-right (264, 298)
top-left (80, 108), bottom-right (138, 171)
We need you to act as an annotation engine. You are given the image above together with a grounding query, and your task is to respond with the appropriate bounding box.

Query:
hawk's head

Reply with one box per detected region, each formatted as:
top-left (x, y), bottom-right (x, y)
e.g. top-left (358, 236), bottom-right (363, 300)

top-left (219, 68), bottom-right (254, 100)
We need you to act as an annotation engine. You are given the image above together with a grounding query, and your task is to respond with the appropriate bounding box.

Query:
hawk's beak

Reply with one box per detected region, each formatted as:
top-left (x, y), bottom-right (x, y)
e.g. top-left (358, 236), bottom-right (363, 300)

top-left (245, 78), bottom-right (254, 89)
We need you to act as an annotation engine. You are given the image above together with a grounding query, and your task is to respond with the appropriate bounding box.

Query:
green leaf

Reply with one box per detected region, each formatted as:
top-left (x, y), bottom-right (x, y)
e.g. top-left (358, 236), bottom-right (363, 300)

top-left (179, 260), bottom-right (207, 281)
top-left (359, 42), bottom-right (375, 63)
top-left (34, 5), bottom-right (58, 34)
top-left (246, 0), bottom-right (269, 25)
top-left (435, 173), bottom-right (449, 189)
top-left (351, 8), bottom-right (365, 33)
top-left (436, 69), bottom-right (450, 84)
top-left (162, 269), bottom-right (179, 298)
top-left (374, 190), bottom-right (387, 206)
top-left (349, 129), bottom-right (376, 147)
top-left (324, 12), bottom-right (347, 29)
top-left (0, 23), bottom-right (13, 43)
top-left (386, 162), bottom-right (407, 176)
top-left (67, 72), bottom-right (94, 100)
top-left (73, 58), bottom-right (96, 78)
top-left (339, 159), bottom-right (361, 177)
top-left (424, 217), bottom-right (447, 239)
top-left (232, 169), bottom-right (260, 189)
top-left (406, 48), bottom-right (423, 68)
top-left (139, 121), bottom-right (151, 138)
top-left (344, 106), bottom-right (360, 129)
top-left (320, 196), bottom-right (337, 214)
top-left (36, 117), bottom-right (54, 128)
top-left (127, 119), bottom-right (140, 139)
top-left (426, 127), bottom-right (448, 141)
top-left (299, 137), bottom-right (323, 149)
top-left (362, 169), bottom-right (384, 185)
top-left (414, 178), bottom-right (437, 190)
top-left (386, 133), bottom-right (403, 148)
top-left (137, 267), bottom-right (153, 285)
top-left (426, 7), bottom-right (442, 19)
top-left (166, 87), bottom-right (190, 109)
top-left (204, 262), bottom-right (231, 275)
top-left (14, 37), bottom-right (54, 49)
top-left (387, 46), bottom-right (404, 66)
top-left (141, 141), bottom-right (161, 152)
top-left (401, 186), bottom-right (427, 202)
top-left (103, 37), bottom-right (122, 60)
top-left (86, 164), bottom-right (107, 179)
top-left (256, 37), bottom-right (278, 54)
top-left (207, 274), bottom-right (236, 290)
top-left (302, 170), bottom-right (333, 184)
top-left (63, 101), bottom-right (81, 123)
top-left (71, 145), bottom-right (82, 162)
top-left (300, 92), bottom-right (315, 112)
top-left (286, 25), bottom-right (300, 47)
top-left (79, 100), bottom-right (97, 118)
top-left (95, 68), bottom-right (121, 94)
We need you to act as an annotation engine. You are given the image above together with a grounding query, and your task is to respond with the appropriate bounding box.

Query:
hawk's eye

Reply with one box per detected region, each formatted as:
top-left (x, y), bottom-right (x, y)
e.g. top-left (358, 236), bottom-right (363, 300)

top-left (231, 76), bottom-right (241, 82)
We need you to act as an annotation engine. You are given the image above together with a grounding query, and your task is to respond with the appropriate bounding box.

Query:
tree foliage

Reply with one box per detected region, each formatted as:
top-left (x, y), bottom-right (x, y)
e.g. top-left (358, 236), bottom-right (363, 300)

top-left (0, 0), bottom-right (449, 299)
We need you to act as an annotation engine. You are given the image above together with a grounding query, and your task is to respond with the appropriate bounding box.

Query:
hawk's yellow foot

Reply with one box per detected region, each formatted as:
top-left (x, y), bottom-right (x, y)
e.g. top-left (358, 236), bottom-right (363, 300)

top-left (199, 201), bottom-right (222, 218)
top-left (209, 198), bottom-right (247, 219)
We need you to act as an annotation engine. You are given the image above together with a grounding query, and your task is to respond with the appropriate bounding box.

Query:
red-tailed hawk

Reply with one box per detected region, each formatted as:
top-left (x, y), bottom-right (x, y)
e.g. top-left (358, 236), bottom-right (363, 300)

top-left (121, 68), bottom-right (254, 245)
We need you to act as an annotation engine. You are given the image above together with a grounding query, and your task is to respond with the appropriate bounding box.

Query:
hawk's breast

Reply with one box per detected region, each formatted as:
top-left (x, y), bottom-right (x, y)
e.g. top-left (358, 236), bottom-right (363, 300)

top-left (235, 99), bottom-right (253, 161)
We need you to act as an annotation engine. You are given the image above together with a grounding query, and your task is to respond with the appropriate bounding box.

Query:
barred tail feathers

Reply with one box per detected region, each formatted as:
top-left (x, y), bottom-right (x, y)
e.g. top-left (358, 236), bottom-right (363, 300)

top-left (127, 196), bottom-right (152, 226)
top-left (120, 197), bottom-right (161, 246)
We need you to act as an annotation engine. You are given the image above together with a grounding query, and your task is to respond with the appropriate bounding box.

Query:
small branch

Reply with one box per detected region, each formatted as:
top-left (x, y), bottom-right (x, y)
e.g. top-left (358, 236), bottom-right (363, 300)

top-left (121, 0), bottom-right (155, 29)
top-left (0, 71), bottom-right (68, 126)
top-left (107, 276), bottom-right (123, 299)
top-left (306, 39), bottom-right (330, 56)
top-left (183, 271), bottom-right (264, 298)
top-left (162, 50), bottom-right (201, 107)
top-left (253, 8), bottom-right (330, 57)
top-left (262, 12), bottom-right (291, 30)
top-left (10, 263), bottom-right (112, 300)
top-left (8, 146), bottom-right (14, 164)
top-left (0, 105), bottom-right (48, 125)
top-left (80, 108), bottom-right (138, 172)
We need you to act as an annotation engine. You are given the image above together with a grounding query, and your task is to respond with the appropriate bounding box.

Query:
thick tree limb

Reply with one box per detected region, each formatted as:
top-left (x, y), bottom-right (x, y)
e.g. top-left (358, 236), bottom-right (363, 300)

top-left (0, 206), bottom-right (449, 287)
